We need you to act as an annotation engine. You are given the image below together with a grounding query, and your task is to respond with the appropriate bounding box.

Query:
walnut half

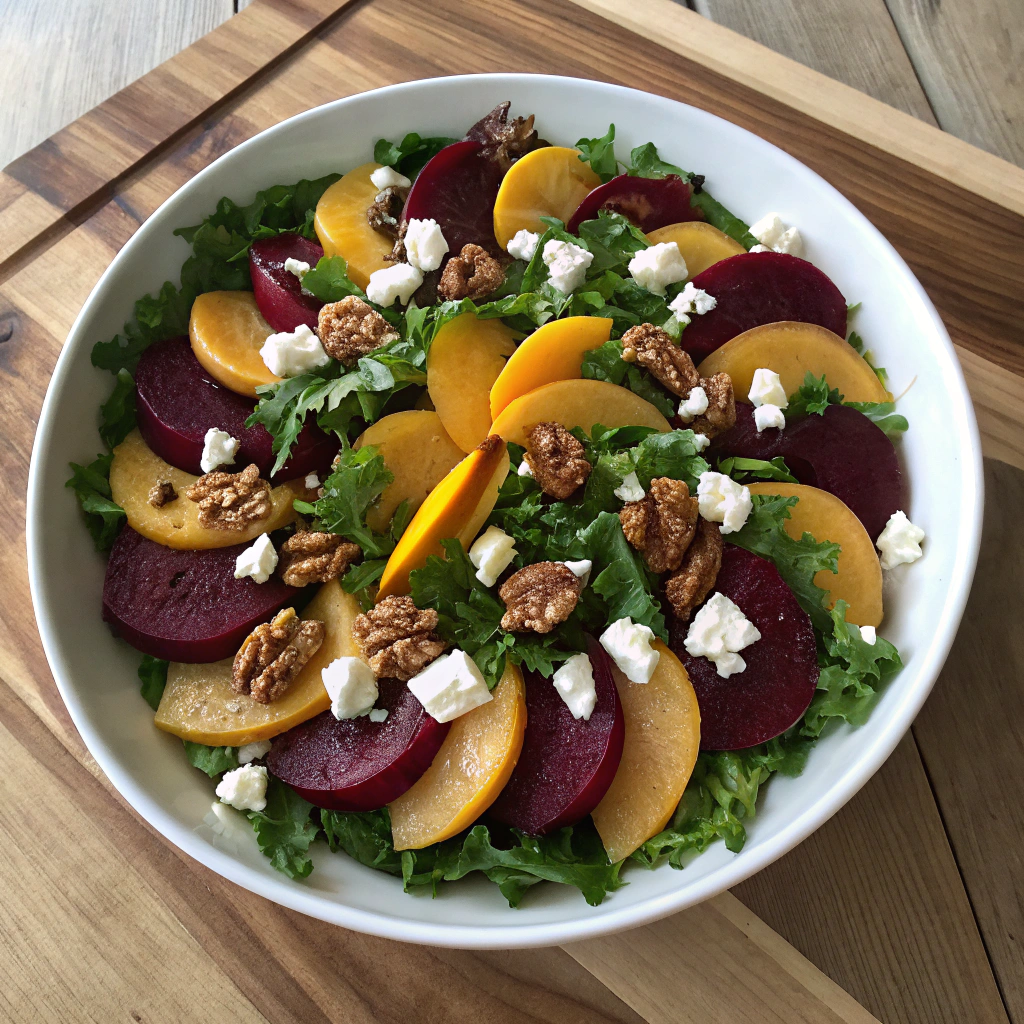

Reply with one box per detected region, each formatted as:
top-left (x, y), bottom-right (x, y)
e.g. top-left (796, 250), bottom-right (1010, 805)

top-left (620, 477), bottom-right (699, 574)
top-left (352, 596), bottom-right (447, 681)
top-left (232, 608), bottom-right (325, 704)
top-left (318, 296), bottom-right (399, 366)
top-left (185, 464), bottom-right (271, 531)
top-left (437, 244), bottom-right (504, 301)
top-left (499, 561), bottom-right (582, 634)
top-left (664, 518), bottom-right (723, 622)
top-left (523, 421), bottom-right (591, 500)
top-left (278, 530), bottom-right (361, 587)
top-left (620, 323), bottom-right (699, 398)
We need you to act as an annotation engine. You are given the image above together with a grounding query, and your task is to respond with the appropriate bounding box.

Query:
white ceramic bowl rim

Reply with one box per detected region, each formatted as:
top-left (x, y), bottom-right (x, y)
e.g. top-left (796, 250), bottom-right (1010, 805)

top-left (27, 74), bottom-right (984, 948)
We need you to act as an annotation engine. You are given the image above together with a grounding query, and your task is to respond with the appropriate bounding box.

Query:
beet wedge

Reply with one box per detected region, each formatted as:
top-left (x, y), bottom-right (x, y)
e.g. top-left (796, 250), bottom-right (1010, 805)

top-left (567, 174), bottom-right (701, 234)
top-left (249, 233), bottom-right (325, 333)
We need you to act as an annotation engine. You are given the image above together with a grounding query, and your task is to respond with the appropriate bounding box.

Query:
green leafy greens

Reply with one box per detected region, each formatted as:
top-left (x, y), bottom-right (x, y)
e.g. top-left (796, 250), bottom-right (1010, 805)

top-left (138, 656), bottom-right (168, 711)
top-left (786, 372), bottom-right (908, 438)
top-left (373, 133), bottom-right (459, 178)
top-left (65, 454), bottom-right (126, 551)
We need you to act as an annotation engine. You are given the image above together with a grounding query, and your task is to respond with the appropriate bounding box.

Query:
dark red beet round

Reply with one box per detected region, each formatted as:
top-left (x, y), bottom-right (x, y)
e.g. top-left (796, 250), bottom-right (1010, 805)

top-left (710, 403), bottom-right (902, 540)
top-left (102, 527), bottom-right (297, 662)
top-left (249, 233), bottom-right (324, 333)
top-left (488, 638), bottom-right (624, 836)
top-left (567, 174), bottom-right (701, 234)
top-left (681, 252), bottom-right (848, 362)
top-left (670, 545), bottom-right (819, 750)
top-left (267, 680), bottom-right (450, 811)
top-left (401, 139), bottom-right (504, 257)
top-left (135, 336), bottom-right (338, 482)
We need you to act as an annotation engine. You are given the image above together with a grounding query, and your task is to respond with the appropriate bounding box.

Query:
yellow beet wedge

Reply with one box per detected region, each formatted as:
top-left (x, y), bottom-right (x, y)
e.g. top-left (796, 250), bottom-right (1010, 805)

top-left (697, 321), bottom-right (892, 405)
top-left (488, 315), bottom-right (613, 419)
top-left (189, 290), bottom-right (277, 398)
top-left (489, 378), bottom-right (671, 447)
top-left (154, 581), bottom-right (362, 746)
top-left (314, 162), bottom-right (394, 289)
top-left (592, 642), bottom-right (701, 863)
top-left (109, 430), bottom-right (304, 550)
top-left (645, 221), bottom-right (746, 279)
top-left (389, 662), bottom-right (527, 850)
top-left (492, 146), bottom-right (601, 249)
top-left (748, 482), bottom-right (883, 627)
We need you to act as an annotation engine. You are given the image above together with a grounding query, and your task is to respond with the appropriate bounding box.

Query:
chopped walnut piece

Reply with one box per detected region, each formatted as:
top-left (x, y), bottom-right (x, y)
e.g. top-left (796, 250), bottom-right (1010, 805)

top-left (367, 185), bottom-right (407, 239)
top-left (232, 608), bottom-right (325, 704)
top-left (352, 595), bottom-right (447, 681)
top-left (437, 243), bottom-right (505, 301)
top-left (466, 101), bottom-right (541, 172)
top-left (185, 464), bottom-right (271, 531)
top-left (523, 422), bottom-right (591, 500)
top-left (499, 562), bottom-right (582, 634)
top-left (317, 295), bottom-right (399, 366)
top-left (620, 323), bottom-right (699, 398)
top-left (620, 477), bottom-right (699, 574)
top-left (278, 531), bottom-right (361, 587)
top-left (688, 371), bottom-right (736, 438)
top-left (148, 480), bottom-right (177, 508)
top-left (664, 519), bottom-right (723, 622)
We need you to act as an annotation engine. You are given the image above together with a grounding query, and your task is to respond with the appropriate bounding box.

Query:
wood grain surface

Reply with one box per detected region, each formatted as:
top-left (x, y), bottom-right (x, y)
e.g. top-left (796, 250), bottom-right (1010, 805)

top-left (0, 0), bottom-right (1021, 1021)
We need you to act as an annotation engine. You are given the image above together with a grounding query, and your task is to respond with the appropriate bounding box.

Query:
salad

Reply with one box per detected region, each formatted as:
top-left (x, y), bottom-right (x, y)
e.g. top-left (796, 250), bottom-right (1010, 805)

top-left (68, 102), bottom-right (925, 908)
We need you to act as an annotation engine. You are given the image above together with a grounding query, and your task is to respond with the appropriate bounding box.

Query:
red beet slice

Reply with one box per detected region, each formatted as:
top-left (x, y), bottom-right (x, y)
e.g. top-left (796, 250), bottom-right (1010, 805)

top-left (267, 680), bottom-right (450, 811)
top-left (670, 545), bottom-right (819, 750)
top-left (249, 233), bottom-right (325, 333)
top-left (567, 174), bottom-right (701, 234)
top-left (401, 139), bottom-right (504, 257)
top-left (681, 252), bottom-right (848, 362)
top-left (102, 527), bottom-right (297, 662)
top-left (488, 638), bottom-right (624, 836)
top-left (135, 336), bottom-right (338, 482)
top-left (710, 403), bottom-right (902, 540)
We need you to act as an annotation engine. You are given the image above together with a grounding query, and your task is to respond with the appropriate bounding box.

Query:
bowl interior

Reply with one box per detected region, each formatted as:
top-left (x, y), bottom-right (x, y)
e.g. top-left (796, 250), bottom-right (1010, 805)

top-left (27, 74), bottom-right (982, 948)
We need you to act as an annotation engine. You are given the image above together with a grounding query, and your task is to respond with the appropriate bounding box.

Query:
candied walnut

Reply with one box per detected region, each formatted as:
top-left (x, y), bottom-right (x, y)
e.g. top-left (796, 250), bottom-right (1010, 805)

top-left (688, 371), bottom-right (736, 438)
top-left (317, 295), bottom-right (399, 366)
top-left (148, 480), bottom-right (177, 508)
top-left (352, 595), bottom-right (447, 681)
top-left (523, 421), bottom-right (591, 500)
top-left (664, 519), bottom-right (723, 622)
top-left (620, 477), bottom-right (699, 574)
top-left (466, 101), bottom-right (541, 172)
top-left (499, 562), bottom-right (582, 634)
top-left (437, 243), bottom-right (505, 301)
top-left (232, 608), bottom-right (325, 704)
top-left (620, 323), bottom-right (700, 398)
top-left (278, 530), bottom-right (361, 587)
top-left (185, 464), bottom-right (271, 531)
top-left (367, 185), bottom-right (407, 240)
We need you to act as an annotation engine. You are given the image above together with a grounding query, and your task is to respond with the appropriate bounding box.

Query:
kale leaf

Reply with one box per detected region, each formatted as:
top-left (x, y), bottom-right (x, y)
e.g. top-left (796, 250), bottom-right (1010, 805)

top-left (183, 741), bottom-right (238, 777)
top-left (65, 453), bottom-right (126, 551)
top-left (716, 456), bottom-right (799, 484)
top-left (786, 372), bottom-right (908, 437)
top-left (247, 777), bottom-right (321, 880)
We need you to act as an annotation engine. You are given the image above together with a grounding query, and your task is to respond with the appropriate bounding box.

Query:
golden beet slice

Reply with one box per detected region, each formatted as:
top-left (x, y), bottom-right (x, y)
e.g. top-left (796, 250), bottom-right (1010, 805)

top-left (189, 290), bottom-right (277, 398)
top-left (645, 221), bottom-right (746, 279)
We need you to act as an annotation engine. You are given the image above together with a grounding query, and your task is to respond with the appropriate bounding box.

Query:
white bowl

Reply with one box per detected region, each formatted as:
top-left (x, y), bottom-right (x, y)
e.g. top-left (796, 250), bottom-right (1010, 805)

top-left (27, 74), bottom-right (983, 948)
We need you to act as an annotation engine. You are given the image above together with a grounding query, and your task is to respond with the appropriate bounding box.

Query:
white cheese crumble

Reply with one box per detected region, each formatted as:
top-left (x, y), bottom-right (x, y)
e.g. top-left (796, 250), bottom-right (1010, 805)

top-left (749, 244), bottom-right (771, 253)
top-left (683, 592), bottom-right (761, 678)
top-left (669, 280), bottom-right (717, 317)
top-left (563, 559), bottom-right (593, 588)
top-left (468, 525), bottom-right (517, 587)
top-left (692, 433), bottom-right (710, 452)
top-left (234, 533), bottom-right (278, 584)
top-left (507, 229), bottom-right (541, 262)
top-left (600, 617), bottom-right (660, 684)
top-left (406, 650), bottom-right (493, 723)
top-left (614, 471), bottom-right (645, 503)
top-left (284, 257), bottom-right (311, 287)
top-left (200, 427), bottom-right (240, 473)
top-left (237, 740), bottom-right (271, 764)
top-left (215, 765), bottom-right (268, 812)
top-left (627, 242), bottom-right (688, 296)
top-left (748, 367), bottom-right (788, 408)
top-left (370, 165), bottom-right (412, 190)
top-left (542, 238), bottom-right (593, 294)
top-left (368, 708), bottom-right (389, 723)
top-left (304, 472), bottom-right (320, 490)
top-left (404, 218), bottom-right (449, 272)
top-left (552, 653), bottom-right (597, 720)
top-left (749, 213), bottom-right (803, 256)
top-left (859, 625), bottom-right (877, 646)
top-left (677, 385), bottom-right (709, 423)
top-left (365, 262), bottom-right (424, 307)
top-left (876, 511), bottom-right (925, 569)
top-left (260, 323), bottom-right (330, 377)
top-left (517, 459), bottom-right (534, 478)
top-left (697, 471), bottom-right (752, 534)
top-left (753, 404), bottom-right (786, 432)
top-left (322, 656), bottom-right (378, 720)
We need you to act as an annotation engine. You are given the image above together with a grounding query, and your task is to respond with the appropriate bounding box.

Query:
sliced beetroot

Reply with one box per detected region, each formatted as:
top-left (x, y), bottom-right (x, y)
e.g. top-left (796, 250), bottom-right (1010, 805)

top-left (401, 139), bottom-right (504, 257)
top-left (249, 233), bottom-right (325, 333)
top-left (488, 638), bottom-right (624, 836)
top-left (670, 545), bottom-right (819, 750)
top-left (267, 680), bottom-right (450, 811)
top-left (102, 527), bottom-right (297, 662)
top-left (681, 252), bottom-right (848, 362)
top-left (135, 336), bottom-right (337, 482)
top-left (710, 403), bottom-right (902, 540)
top-left (567, 174), bottom-right (701, 234)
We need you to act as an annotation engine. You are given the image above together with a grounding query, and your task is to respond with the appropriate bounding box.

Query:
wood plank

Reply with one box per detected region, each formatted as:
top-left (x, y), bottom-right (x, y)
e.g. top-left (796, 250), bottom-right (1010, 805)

top-left (885, 0), bottom-right (1024, 167)
top-left (692, 0), bottom-right (938, 124)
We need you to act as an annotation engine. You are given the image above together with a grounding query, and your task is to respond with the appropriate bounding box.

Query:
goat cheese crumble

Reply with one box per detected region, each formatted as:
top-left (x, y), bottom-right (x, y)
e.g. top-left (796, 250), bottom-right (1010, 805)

top-left (876, 511), bottom-right (925, 569)
top-left (599, 617), bottom-right (660, 684)
top-left (407, 650), bottom-right (493, 723)
top-left (322, 656), bottom-right (378, 720)
top-left (200, 428), bottom-right (239, 473)
top-left (748, 367), bottom-right (788, 408)
top-left (697, 471), bottom-right (752, 534)
top-left (260, 323), bottom-right (330, 377)
top-left (669, 281), bottom-right (717, 317)
top-left (552, 653), bottom-right (598, 720)
top-left (370, 165), bottom-right (412, 190)
top-left (237, 740), bottom-right (271, 765)
top-left (404, 218), bottom-right (449, 272)
top-left (365, 262), bottom-right (423, 306)
top-left (542, 239), bottom-right (593, 294)
top-left (677, 385), bottom-right (709, 423)
top-left (627, 241), bottom-right (688, 295)
top-left (215, 765), bottom-right (268, 812)
top-left (234, 534), bottom-right (278, 584)
top-left (614, 471), bottom-right (646, 503)
top-left (469, 525), bottom-right (517, 588)
top-left (749, 213), bottom-right (803, 256)
top-left (507, 229), bottom-right (541, 262)
top-left (683, 592), bottom-right (761, 677)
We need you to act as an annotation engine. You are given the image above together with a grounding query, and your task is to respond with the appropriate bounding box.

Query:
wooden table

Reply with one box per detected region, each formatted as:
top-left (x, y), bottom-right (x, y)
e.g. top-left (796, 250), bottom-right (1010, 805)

top-left (1, 2), bottom-right (1022, 1022)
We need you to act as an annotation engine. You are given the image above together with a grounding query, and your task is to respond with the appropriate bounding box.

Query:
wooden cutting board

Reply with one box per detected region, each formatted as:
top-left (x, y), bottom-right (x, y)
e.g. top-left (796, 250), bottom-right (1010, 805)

top-left (1, 1), bottom-right (1021, 1022)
